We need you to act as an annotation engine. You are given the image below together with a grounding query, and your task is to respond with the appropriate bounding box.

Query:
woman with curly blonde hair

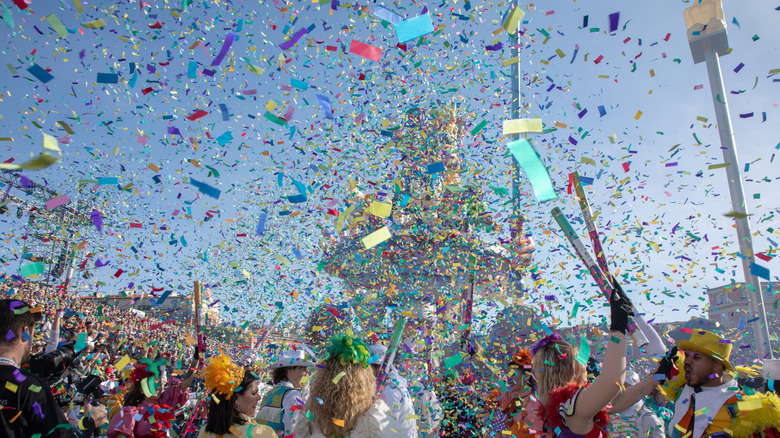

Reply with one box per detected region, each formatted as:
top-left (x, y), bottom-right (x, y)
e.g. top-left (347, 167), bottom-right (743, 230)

top-left (294, 334), bottom-right (406, 438)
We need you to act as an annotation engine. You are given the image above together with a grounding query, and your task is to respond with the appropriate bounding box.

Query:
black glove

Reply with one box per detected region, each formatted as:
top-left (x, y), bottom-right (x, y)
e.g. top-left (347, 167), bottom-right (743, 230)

top-left (609, 277), bottom-right (635, 334)
top-left (654, 346), bottom-right (679, 382)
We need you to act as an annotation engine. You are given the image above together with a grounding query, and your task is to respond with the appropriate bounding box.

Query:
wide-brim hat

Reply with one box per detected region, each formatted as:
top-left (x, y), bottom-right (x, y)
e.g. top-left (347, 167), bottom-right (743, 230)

top-left (267, 350), bottom-right (314, 369)
top-left (369, 343), bottom-right (387, 365)
top-left (676, 329), bottom-right (734, 372)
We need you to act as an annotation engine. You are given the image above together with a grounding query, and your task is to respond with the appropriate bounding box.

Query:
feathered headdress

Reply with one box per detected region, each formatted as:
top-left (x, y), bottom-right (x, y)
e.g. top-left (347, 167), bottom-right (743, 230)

top-left (202, 353), bottom-right (246, 399)
top-left (131, 364), bottom-right (155, 384)
top-left (326, 334), bottom-right (371, 367)
top-left (511, 348), bottom-right (534, 367)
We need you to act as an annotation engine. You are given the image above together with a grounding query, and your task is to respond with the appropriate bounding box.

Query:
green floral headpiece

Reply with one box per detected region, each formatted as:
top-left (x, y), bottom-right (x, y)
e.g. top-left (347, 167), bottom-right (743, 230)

top-left (326, 333), bottom-right (371, 367)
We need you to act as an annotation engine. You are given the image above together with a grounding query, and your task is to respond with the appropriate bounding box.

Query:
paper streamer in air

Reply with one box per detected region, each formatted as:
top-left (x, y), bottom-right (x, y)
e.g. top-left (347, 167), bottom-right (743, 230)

top-left (507, 139), bottom-right (557, 202)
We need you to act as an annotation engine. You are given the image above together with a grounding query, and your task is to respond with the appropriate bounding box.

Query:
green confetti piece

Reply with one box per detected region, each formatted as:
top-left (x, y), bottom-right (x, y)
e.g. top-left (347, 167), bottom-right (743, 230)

top-left (444, 354), bottom-right (463, 368)
top-left (46, 14), bottom-right (68, 39)
top-left (610, 336), bottom-right (621, 344)
top-left (471, 119), bottom-right (488, 136)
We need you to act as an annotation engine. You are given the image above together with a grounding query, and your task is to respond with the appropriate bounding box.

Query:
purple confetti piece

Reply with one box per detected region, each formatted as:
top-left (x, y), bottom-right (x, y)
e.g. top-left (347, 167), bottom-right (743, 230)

top-left (91, 209), bottom-right (103, 232)
top-left (167, 126), bottom-right (182, 137)
top-left (608, 12), bottom-right (620, 33)
top-left (95, 259), bottom-right (111, 268)
top-left (32, 401), bottom-right (43, 418)
top-left (485, 43), bottom-right (503, 51)
top-left (20, 175), bottom-right (33, 188)
top-left (13, 368), bottom-right (26, 382)
top-left (5, 329), bottom-right (15, 342)
top-left (210, 32), bottom-right (235, 67)
top-left (9, 300), bottom-right (23, 310)
top-left (279, 27), bottom-right (310, 50)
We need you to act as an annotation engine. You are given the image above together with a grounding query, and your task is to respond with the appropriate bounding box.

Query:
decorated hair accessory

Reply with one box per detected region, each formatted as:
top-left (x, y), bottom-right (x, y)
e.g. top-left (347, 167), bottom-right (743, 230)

top-left (202, 353), bottom-right (245, 399)
top-left (511, 347), bottom-right (534, 367)
top-left (130, 364), bottom-right (155, 384)
top-left (326, 334), bottom-right (371, 367)
top-left (530, 333), bottom-right (562, 356)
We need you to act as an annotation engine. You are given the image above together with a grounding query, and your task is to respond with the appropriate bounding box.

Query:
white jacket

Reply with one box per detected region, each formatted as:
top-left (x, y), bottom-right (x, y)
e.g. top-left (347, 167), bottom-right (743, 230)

top-left (294, 399), bottom-right (411, 438)
top-left (380, 371), bottom-right (417, 438)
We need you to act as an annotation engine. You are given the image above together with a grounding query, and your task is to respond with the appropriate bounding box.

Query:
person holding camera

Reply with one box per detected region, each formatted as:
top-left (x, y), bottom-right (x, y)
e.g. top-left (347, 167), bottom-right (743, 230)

top-left (0, 298), bottom-right (107, 438)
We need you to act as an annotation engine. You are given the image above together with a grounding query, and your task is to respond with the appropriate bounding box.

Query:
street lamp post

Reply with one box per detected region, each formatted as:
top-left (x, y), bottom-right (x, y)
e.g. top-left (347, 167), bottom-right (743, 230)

top-left (683, 0), bottom-right (773, 358)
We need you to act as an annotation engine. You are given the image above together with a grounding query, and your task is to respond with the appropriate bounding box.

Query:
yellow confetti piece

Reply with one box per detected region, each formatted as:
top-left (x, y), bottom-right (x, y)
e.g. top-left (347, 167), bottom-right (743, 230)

top-left (503, 118), bottom-right (543, 135)
top-left (5, 381), bottom-right (18, 392)
top-left (115, 354), bottom-right (131, 371)
top-left (501, 57), bottom-right (519, 66)
top-left (332, 418), bottom-right (345, 427)
top-left (73, 0), bottom-right (84, 13)
top-left (81, 19), bottom-right (107, 29)
top-left (502, 6), bottom-right (525, 34)
top-left (634, 110), bottom-right (643, 120)
top-left (42, 133), bottom-right (60, 152)
top-left (362, 226), bottom-right (392, 249)
top-left (367, 201), bottom-right (392, 218)
top-left (148, 162), bottom-right (160, 172)
top-left (332, 371), bottom-right (347, 384)
top-left (0, 153), bottom-right (59, 170)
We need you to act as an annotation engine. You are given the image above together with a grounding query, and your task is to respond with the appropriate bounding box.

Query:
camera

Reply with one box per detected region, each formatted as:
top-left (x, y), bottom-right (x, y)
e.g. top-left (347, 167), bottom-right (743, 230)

top-left (28, 343), bottom-right (78, 378)
top-left (28, 343), bottom-right (104, 405)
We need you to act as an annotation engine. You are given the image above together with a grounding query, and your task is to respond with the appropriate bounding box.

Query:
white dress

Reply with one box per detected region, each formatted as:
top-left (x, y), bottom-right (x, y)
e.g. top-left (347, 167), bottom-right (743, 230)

top-left (294, 399), bottom-right (411, 438)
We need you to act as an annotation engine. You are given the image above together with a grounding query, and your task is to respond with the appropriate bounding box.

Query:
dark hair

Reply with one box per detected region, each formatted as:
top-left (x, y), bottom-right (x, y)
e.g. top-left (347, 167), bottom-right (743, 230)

top-left (271, 367), bottom-right (289, 385)
top-left (0, 299), bottom-right (42, 346)
top-left (124, 382), bottom-right (146, 407)
top-left (205, 369), bottom-right (257, 434)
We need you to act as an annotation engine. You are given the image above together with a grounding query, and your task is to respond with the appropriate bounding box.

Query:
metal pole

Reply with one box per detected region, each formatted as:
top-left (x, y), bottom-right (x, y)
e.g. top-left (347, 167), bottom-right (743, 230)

top-left (702, 46), bottom-right (773, 358)
top-left (509, 0), bottom-right (525, 296)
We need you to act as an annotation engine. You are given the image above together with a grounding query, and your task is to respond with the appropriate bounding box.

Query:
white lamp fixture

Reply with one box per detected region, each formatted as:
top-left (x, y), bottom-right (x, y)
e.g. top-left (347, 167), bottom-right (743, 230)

top-left (683, 0), bottom-right (729, 64)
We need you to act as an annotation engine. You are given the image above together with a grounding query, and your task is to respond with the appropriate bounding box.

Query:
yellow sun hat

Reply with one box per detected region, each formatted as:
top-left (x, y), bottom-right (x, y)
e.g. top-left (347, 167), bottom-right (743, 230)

top-left (676, 329), bottom-right (734, 372)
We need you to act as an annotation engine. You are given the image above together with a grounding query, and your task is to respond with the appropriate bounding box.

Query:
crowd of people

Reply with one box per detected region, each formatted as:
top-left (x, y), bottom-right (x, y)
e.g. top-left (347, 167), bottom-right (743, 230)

top-left (2, 278), bottom-right (780, 438)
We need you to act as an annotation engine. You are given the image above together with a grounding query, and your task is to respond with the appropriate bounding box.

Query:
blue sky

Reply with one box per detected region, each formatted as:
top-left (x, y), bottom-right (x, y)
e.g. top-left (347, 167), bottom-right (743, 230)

top-left (0, 0), bottom-right (777, 331)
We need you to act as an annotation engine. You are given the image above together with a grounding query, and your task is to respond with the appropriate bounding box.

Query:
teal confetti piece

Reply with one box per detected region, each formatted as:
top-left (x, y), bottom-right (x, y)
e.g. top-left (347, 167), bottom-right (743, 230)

top-left (394, 14), bottom-right (435, 43)
top-left (444, 354), bottom-right (463, 368)
top-left (20, 262), bottom-right (45, 278)
top-left (507, 139), bottom-right (557, 202)
top-left (74, 332), bottom-right (87, 351)
top-left (575, 336), bottom-right (590, 365)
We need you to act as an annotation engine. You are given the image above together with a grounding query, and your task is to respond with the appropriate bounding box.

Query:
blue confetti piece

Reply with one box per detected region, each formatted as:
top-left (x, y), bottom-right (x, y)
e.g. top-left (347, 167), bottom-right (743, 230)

top-left (96, 72), bottom-right (118, 84)
top-left (256, 213), bottom-right (267, 235)
top-left (426, 162), bottom-right (445, 174)
top-left (750, 262), bottom-right (770, 280)
top-left (27, 64), bottom-right (54, 83)
top-left (190, 178), bottom-right (221, 199)
top-left (316, 94), bottom-right (334, 119)
top-left (219, 103), bottom-right (229, 121)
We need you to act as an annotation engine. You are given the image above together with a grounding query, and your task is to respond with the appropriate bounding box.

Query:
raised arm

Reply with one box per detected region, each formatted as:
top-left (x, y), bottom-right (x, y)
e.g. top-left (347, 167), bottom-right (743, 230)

top-left (566, 278), bottom-right (633, 428)
top-left (609, 375), bottom-right (659, 413)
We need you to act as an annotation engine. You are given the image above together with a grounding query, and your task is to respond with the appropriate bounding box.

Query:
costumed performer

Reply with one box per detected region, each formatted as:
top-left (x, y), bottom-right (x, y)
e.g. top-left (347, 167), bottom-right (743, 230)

top-left (499, 347), bottom-right (538, 438)
top-left (608, 369), bottom-right (664, 438)
top-left (611, 330), bottom-right (780, 438)
top-left (294, 334), bottom-right (407, 438)
top-left (107, 348), bottom-right (200, 438)
top-left (369, 343), bottom-right (418, 437)
top-left (256, 349), bottom-right (313, 436)
top-left (530, 278), bottom-right (634, 438)
top-left (198, 353), bottom-right (275, 438)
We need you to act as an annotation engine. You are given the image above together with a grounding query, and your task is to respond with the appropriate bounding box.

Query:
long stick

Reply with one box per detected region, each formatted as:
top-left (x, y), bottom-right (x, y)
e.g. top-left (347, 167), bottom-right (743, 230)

top-left (551, 208), bottom-right (648, 347)
top-left (376, 315), bottom-right (407, 394)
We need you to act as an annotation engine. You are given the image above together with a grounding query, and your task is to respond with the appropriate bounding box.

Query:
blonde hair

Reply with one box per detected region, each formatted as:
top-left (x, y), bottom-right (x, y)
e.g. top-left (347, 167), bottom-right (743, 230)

top-left (532, 340), bottom-right (587, 405)
top-left (305, 357), bottom-right (376, 438)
